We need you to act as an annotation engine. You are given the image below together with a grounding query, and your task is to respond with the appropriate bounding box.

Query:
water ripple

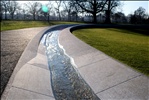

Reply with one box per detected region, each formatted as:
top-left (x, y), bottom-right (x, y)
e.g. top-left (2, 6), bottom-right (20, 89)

top-left (41, 30), bottom-right (100, 100)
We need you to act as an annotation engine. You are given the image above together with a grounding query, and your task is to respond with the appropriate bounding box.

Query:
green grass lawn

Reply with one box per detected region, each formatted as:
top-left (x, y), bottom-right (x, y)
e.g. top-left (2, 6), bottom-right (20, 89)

top-left (1, 20), bottom-right (83, 31)
top-left (73, 28), bottom-right (149, 76)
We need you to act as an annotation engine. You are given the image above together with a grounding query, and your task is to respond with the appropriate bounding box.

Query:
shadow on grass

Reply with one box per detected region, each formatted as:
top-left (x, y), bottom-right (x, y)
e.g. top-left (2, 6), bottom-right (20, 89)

top-left (74, 24), bottom-right (149, 36)
top-left (107, 28), bottom-right (149, 36)
top-left (103, 23), bottom-right (149, 36)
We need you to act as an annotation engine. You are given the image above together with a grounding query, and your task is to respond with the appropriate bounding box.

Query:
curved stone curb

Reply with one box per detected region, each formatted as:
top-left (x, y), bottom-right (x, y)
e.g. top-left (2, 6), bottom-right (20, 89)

top-left (59, 25), bottom-right (149, 100)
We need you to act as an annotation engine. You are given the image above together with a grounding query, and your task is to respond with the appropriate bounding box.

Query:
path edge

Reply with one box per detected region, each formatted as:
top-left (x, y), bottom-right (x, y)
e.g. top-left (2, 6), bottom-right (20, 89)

top-left (1, 26), bottom-right (58, 100)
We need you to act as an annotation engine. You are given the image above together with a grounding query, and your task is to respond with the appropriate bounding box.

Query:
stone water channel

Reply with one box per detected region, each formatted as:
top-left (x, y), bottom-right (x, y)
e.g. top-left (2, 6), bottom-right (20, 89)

top-left (40, 28), bottom-right (100, 100)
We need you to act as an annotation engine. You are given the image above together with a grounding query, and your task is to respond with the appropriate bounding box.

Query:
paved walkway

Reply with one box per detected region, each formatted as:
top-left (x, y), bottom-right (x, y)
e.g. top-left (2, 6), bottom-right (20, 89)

top-left (1, 25), bottom-right (149, 100)
top-left (59, 27), bottom-right (149, 100)
top-left (1, 27), bottom-right (48, 95)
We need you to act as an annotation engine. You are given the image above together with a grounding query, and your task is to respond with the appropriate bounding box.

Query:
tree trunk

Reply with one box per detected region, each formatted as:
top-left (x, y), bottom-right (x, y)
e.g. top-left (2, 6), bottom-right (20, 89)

top-left (105, 0), bottom-right (111, 24)
top-left (17, 13), bottom-right (18, 19)
top-left (33, 14), bottom-right (35, 20)
top-left (105, 10), bottom-right (111, 24)
top-left (48, 14), bottom-right (50, 24)
top-left (11, 13), bottom-right (14, 20)
top-left (59, 12), bottom-right (61, 21)
top-left (93, 13), bottom-right (97, 23)
top-left (75, 15), bottom-right (78, 21)
top-left (24, 14), bottom-right (25, 20)
top-left (12, 14), bottom-right (13, 20)
top-left (0, 13), bottom-right (2, 21)
top-left (68, 12), bottom-right (71, 21)
top-left (5, 10), bottom-right (7, 20)
top-left (93, 0), bottom-right (97, 23)
top-left (48, 15), bottom-right (49, 21)
top-left (68, 12), bottom-right (70, 21)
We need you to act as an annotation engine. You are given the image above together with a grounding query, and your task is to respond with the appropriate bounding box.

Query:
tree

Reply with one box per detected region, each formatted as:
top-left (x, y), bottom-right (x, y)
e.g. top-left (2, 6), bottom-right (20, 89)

top-left (25, 2), bottom-right (41, 20)
top-left (113, 12), bottom-right (127, 23)
top-left (72, 2), bottom-right (81, 21)
top-left (46, 2), bottom-right (53, 22)
top-left (75, 0), bottom-right (107, 23)
top-left (129, 7), bottom-right (148, 24)
top-left (21, 7), bottom-right (26, 20)
top-left (0, 1), bottom-right (3, 20)
top-left (55, 0), bottom-right (62, 20)
top-left (104, 0), bottom-right (120, 24)
top-left (1, 0), bottom-right (9, 20)
top-left (129, 14), bottom-right (137, 24)
top-left (63, 1), bottom-right (73, 21)
top-left (71, 11), bottom-right (78, 21)
top-left (134, 7), bottom-right (147, 23)
top-left (1, 0), bottom-right (20, 20)
top-left (7, 1), bottom-right (20, 19)
top-left (134, 7), bottom-right (146, 18)
top-left (38, 2), bottom-right (53, 22)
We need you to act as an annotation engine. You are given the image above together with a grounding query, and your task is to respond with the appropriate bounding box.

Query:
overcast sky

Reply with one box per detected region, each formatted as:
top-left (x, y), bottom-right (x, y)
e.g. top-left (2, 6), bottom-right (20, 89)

top-left (121, 1), bottom-right (149, 16)
top-left (18, 1), bottom-right (149, 16)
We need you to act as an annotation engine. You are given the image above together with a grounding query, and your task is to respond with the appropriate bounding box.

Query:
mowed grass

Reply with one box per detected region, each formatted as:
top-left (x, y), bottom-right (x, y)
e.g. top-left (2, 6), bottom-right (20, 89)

top-left (1, 21), bottom-right (50, 31)
top-left (1, 20), bottom-right (83, 31)
top-left (73, 28), bottom-right (149, 76)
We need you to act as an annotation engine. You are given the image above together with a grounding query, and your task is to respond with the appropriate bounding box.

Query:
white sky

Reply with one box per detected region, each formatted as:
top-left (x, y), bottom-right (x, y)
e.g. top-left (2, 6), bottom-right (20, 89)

top-left (18, 1), bottom-right (149, 16)
top-left (121, 1), bottom-right (149, 16)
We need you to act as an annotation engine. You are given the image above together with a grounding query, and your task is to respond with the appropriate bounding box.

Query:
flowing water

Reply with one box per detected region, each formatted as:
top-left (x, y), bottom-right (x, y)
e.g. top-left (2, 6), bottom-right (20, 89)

top-left (41, 30), bottom-right (100, 100)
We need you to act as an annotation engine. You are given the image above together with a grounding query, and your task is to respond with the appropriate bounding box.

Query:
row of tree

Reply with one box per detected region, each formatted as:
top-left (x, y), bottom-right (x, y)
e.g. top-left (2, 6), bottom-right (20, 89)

top-left (128, 7), bottom-right (149, 24)
top-left (1, 0), bottom-right (20, 20)
top-left (1, 0), bottom-right (149, 24)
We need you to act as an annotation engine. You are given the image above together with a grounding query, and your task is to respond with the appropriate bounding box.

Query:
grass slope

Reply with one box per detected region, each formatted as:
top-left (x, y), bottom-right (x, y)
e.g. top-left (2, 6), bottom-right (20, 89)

top-left (1, 20), bottom-right (83, 31)
top-left (73, 28), bottom-right (149, 76)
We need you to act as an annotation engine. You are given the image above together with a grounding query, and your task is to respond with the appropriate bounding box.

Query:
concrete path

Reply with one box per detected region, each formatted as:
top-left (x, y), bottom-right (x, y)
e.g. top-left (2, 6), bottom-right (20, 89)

top-left (1, 27), bottom-right (48, 95)
top-left (1, 25), bottom-right (149, 100)
top-left (1, 25), bottom-right (76, 100)
top-left (1, 26), bottom-right (55, 100)
top-left (59, 27), bottom-right (149, 100)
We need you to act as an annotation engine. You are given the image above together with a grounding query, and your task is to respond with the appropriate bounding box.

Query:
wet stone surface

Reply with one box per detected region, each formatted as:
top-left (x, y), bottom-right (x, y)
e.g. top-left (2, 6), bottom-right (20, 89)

top-left (41, 31), bottom-right (100, 100)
